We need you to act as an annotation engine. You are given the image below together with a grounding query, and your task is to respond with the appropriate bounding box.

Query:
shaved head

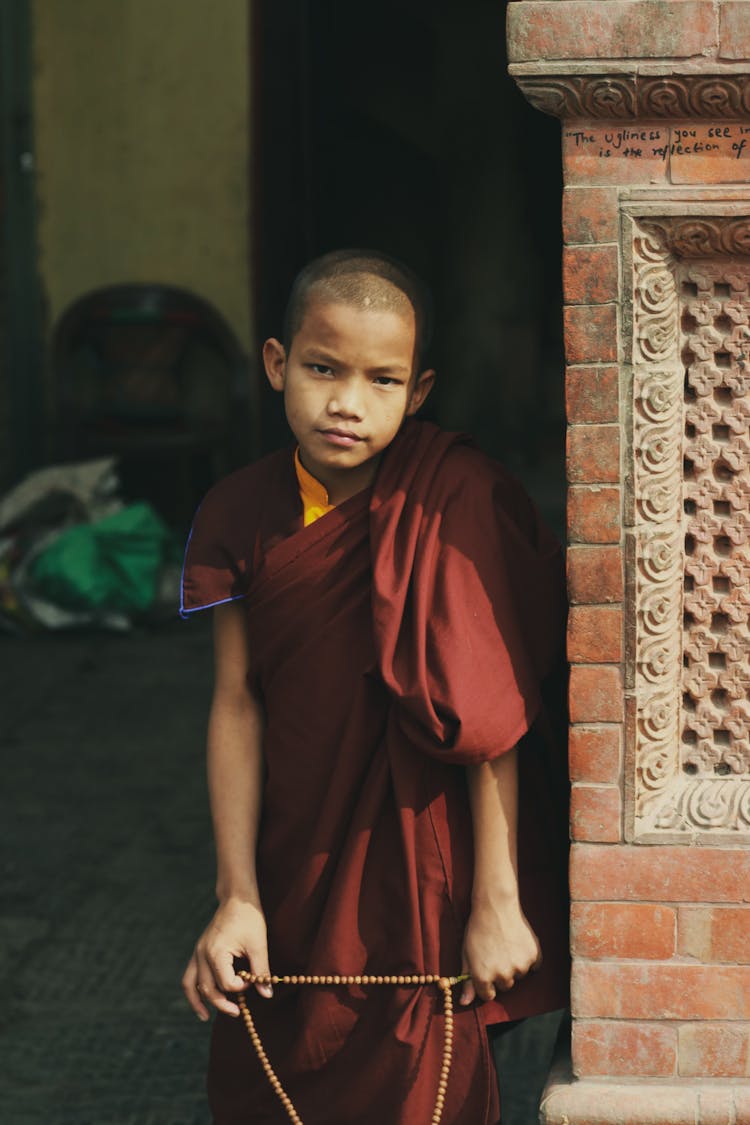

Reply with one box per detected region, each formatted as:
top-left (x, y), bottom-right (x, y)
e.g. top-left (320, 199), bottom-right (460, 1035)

top-left (283, 249), bottom-right (433, 368)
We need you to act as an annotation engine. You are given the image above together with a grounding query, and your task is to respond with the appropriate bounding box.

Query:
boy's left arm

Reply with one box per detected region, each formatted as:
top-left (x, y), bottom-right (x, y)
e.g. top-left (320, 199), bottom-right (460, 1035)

top-left (461, 746), bottom-right (541, 1006)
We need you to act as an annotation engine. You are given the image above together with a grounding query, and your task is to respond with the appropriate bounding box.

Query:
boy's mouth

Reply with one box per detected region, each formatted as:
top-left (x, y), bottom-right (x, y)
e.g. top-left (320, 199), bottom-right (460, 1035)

top-left (319, 428), bottom-right (364, 447)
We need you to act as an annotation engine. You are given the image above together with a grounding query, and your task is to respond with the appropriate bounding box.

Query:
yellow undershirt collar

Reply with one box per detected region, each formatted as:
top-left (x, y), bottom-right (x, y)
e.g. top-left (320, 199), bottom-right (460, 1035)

top-left (294, 448), bottom-right (336, 527)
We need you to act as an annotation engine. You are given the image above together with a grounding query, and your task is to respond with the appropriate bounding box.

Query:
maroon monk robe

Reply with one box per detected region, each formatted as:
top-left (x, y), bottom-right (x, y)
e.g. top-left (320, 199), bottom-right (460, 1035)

top-left (181, 418), bottom-right (569, 1125)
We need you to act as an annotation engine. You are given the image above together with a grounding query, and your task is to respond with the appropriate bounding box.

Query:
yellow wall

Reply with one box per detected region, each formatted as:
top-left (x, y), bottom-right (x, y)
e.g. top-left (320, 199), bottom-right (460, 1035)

top-left (32, 0), bottom-right (252, 351)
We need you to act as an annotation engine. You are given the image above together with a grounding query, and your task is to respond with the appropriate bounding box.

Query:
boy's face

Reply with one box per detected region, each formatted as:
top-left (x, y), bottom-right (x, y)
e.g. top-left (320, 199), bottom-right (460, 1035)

top-left (263, 299), bottom-right (434, 501)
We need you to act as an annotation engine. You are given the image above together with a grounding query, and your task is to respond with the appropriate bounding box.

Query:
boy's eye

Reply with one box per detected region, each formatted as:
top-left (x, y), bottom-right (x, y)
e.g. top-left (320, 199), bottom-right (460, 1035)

top-left (373, 375), bottom-right (402, 387)
top-left (309, 364), bottom-right (334, 376)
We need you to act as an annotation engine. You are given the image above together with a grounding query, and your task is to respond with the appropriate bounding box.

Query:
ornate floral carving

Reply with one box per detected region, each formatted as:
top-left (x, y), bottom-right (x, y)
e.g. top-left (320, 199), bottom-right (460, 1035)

top-left (515, 73), bottom-right (750, 119)
top-left (639, 77), bottom-right (691, 119)
top-left (688, 76), bottom-right (750, 118)
top-left (632, 220), bottom-right (750, 839)
top-left (653, 778), bottom-right (750, 831)
top-left (515, 78), bottom-right (576, 119)
top-left (632, 224), bottom-right (684, 821)
top-left (634, 228), bottom-right (681, 364)
top-left (640, 76), bottom-right (750, 119)
top-left (646, 219), bottom-right (750, 260)
top-left (516, 75), bottom-right (637, 119)
top-left (581, 77), bottom-right (638, 119)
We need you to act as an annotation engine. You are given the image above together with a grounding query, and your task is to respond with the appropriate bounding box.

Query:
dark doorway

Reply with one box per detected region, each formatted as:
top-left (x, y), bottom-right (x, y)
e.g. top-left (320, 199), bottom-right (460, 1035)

top-left (254, 0), bottom-right (564, 526)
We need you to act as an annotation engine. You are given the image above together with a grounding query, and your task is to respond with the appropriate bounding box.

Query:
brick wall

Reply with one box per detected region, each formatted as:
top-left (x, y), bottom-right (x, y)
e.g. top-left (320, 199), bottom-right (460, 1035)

top-left (509, 1), bottom-right (750, 1119)
top-left (562, 166), bottom-right (750, 1082)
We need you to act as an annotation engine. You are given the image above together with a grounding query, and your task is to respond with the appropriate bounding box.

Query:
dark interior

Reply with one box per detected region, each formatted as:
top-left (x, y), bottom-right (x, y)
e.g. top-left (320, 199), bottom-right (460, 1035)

top-left (255, 0), bottom-right (564, 524)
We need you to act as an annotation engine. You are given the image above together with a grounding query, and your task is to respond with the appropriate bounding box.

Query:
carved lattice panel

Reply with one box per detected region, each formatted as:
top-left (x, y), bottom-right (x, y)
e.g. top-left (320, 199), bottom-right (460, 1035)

top-left (682, 263), bottom-right (750, 780)
top-left (630, 213), bottom-right (750, 839)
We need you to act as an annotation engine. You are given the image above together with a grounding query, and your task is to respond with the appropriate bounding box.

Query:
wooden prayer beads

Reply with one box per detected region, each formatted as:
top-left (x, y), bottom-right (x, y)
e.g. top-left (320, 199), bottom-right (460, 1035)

top-left (236, 970), bottom-right (465, 1125)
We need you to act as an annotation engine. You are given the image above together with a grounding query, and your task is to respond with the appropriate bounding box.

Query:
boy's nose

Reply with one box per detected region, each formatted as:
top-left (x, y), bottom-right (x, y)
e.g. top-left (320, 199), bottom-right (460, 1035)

top-left (328, 383), bottom-right (364, 419)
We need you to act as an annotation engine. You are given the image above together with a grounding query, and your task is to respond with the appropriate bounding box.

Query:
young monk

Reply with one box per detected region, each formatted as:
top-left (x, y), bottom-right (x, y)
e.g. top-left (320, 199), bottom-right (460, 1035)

top-left (180, 250), bottom-right (569, 1124)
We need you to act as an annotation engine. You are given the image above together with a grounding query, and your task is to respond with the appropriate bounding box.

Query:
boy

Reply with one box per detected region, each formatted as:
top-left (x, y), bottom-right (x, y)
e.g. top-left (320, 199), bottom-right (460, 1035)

top-left (180, 250), bottom-right (568, 1123)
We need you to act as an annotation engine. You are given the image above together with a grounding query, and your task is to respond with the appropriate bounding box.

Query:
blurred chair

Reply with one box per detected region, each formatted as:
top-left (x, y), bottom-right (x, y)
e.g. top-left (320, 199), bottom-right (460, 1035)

top-left (52, 284), bottom-right (254, 526)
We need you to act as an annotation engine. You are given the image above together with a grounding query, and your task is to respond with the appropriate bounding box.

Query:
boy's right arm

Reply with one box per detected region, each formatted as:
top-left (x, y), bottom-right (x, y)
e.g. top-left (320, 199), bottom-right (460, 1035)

top-left (182, 600), bottom-right (272, 1022)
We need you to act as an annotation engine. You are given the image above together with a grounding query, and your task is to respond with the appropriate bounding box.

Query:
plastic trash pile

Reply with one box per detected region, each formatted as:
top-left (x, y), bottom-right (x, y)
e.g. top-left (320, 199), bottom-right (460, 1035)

top-left (0, 459), bottom-right (181, 631)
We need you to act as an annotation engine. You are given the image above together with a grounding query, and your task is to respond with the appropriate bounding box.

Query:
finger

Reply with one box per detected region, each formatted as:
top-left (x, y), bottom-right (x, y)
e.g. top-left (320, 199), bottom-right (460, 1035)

top-left (475, 979), bottom-right (498, 1002)
top-left (208, 948), bottom-right (249, 995)
top-left (494, 972), bottom-right (516, 993)
top-left (197, 953), bottom-right (241, 1018)
top-left (197, 973), bottom-right (241, 1018)
top-left (182, 957), bottom-right (210, 1022)
top-left (249, 944), bottom-right (273, 999)
top-left (459, 977), bottom-right (476, 1006)
top-left (459, 954), bottom-right (474, 1006)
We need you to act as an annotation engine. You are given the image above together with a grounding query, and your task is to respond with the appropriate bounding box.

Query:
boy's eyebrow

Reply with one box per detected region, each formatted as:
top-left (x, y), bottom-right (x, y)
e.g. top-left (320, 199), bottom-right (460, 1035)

top-left (300, 349), bottom-right (410, 375)
top-left (301, 349), bottom-right (340, 364)
top-left (368, 363), bottom-right (411, 375)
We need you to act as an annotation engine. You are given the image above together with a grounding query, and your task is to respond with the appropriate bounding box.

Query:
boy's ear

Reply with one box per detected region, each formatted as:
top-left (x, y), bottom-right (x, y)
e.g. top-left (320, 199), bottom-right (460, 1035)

top-left (263, 338), bottom-right (287, 392)
top-left (406, 368), bottom-right (436, 416)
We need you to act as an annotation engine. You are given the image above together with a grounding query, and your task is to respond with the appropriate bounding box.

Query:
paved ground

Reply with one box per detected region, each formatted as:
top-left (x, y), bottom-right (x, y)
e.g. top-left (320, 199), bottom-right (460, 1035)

top-left (1, 620), bottom-right (564, 1124)
top-left (1, 620), bottom-right (216, 1124)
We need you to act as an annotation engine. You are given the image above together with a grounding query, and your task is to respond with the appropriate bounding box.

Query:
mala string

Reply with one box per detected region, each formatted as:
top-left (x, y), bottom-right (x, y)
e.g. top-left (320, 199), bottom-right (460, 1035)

top-left (236, 971), bottom-right (468, 1125)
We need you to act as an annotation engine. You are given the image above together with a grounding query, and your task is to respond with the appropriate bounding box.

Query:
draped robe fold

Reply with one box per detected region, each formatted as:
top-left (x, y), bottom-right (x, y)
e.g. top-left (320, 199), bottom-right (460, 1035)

top-left (181, 420), bottom-right (569, 1125)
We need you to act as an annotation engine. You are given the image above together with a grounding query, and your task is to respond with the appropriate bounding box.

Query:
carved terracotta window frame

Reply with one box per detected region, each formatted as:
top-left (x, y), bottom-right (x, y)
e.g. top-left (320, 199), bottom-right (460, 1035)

top-left (622, 191), bottom-right (750, 842)
top-left (515, 73), bottom-right (750, 122)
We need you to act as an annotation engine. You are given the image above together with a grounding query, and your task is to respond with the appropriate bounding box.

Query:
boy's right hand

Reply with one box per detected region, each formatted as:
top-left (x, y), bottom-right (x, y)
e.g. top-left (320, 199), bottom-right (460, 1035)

top-left (182, 897), bottom-right (273, 1021)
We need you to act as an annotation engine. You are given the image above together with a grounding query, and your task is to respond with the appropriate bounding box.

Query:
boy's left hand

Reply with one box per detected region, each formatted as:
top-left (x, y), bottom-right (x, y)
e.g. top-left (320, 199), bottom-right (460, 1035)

top-left (460, 897), bottom-right (542, 1006)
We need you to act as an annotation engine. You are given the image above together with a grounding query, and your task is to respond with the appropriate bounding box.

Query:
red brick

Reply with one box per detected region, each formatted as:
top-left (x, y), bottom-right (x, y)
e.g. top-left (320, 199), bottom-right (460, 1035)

top-left (571, 785), bottom-right (622, 842)
top-left (571, 902), bottom-right (676, 960)
top-left (563, 245), bottom-right (619, 306)
top-left (563, 122), bottom-right (670, 187)
top-left (573, 1019), bottom-right (677, 1077)
top-left (572, 962), bottom-right (750, 1020)
top-left (678, 906), bottom-right (750, 963)
top-left (567, 545), bottom-right (624, 604)
top-left (564, 305), bottom-right (618, 364)
top-left (568, 606), bottom-right (623, 663)
top-left (568, 485), bottom-right (621, 544)
top-left (570, 844), bottom-right (750, 903)
top-left (708, 907), bottom-right (750, 963)
top-left (569, 665), bottom-right (624, 723)
top-left (720, 1), bottom-right (750, 59)
top-left (566, 365), bottom-right (619, 424)
top-left (507, 2), bottom-right (717, 62)
top-left (563, 187), bottom-right (619, 247)
top-left (567, 424), bottom-right (620, 484)
top-left (569, 726), bottom-right (621, 784)
top-left (670, 123), bottom-right (750, 185)
top-left (678, 1022), bottom-right (750, 1078)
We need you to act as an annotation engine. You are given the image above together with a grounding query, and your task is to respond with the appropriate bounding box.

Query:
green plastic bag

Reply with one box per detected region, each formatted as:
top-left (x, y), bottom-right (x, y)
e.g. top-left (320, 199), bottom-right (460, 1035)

top-left (28, 502), bottom-right (177, 613)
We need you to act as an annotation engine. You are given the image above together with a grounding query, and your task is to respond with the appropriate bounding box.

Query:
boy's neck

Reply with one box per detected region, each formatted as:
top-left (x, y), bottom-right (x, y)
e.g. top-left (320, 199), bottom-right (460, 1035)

top-left (298, 450), bottom-right (383, 506)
